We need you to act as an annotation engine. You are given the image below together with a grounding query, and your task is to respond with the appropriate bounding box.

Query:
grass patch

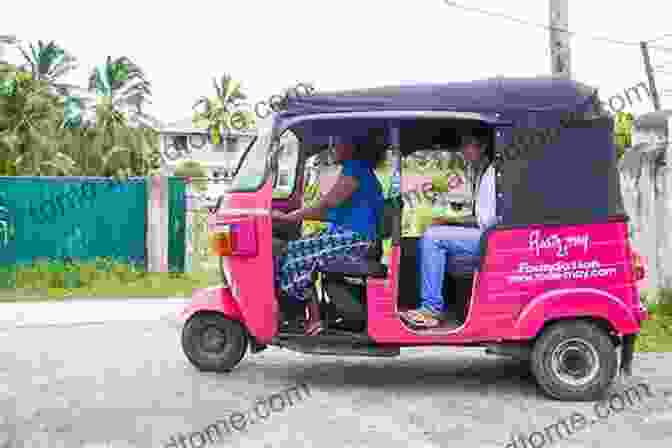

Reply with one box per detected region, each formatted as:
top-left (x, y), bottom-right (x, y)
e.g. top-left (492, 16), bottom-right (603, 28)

top-left (637, 289), bottom-right (672, 352)
top-left (0, 258), bottom-right (219, 302)
top-left (637, 311), bottom-right (672, 352)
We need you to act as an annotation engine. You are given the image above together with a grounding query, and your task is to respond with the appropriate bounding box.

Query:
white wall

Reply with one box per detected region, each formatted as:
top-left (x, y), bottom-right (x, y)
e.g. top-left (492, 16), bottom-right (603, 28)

top-left (619, 116), bottom-right (672, 298)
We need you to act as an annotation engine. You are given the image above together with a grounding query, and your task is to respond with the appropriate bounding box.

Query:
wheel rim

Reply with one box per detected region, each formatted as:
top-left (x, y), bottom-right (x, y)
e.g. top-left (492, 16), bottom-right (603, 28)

top-left (201, 326), bottom-right (228, 353)
top-left (550, 337), bottom-right (600, 386)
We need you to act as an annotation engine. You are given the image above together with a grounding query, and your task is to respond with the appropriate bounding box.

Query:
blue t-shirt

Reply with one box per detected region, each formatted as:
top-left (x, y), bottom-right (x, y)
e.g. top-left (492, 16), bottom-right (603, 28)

top-left (326, 159), bottom-right (384, 240)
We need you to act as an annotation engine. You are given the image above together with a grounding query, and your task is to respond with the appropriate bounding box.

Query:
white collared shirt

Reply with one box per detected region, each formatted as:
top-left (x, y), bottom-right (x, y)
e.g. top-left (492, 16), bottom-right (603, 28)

top-left (476, 164), bottom-right (498, 230)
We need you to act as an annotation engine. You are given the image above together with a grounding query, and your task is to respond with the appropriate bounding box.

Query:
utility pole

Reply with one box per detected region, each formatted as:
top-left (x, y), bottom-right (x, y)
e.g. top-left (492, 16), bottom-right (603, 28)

top-left (549, 0), bottom-right (571, 78)
top-left (640, 41), bottom-right (661, 110)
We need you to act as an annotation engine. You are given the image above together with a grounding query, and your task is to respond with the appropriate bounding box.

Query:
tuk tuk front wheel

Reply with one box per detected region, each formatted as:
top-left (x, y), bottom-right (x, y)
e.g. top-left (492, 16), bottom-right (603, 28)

top-left (530, 320), bottom-right (617, 401)
top-left (182, 312), bottom-right (248, 372)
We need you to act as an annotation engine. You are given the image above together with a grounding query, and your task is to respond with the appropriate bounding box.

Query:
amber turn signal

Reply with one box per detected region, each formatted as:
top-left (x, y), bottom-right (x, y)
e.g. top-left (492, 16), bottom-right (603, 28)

top-left (632, 249), bottom-right (646, 282)
top-left (210, 225), bottom-right (234, 256)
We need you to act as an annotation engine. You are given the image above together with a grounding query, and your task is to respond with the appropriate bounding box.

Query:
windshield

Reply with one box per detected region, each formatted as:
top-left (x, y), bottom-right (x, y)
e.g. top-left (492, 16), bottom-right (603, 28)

top-left (229, 133), bottom-right (273, 192)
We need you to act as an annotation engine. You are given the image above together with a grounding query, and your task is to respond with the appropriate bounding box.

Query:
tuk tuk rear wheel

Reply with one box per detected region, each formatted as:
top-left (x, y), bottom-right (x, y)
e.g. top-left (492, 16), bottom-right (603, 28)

top-left (530, 320), bottom-right (617, 401)
top-left (182, 312), bottom-right (248, 372)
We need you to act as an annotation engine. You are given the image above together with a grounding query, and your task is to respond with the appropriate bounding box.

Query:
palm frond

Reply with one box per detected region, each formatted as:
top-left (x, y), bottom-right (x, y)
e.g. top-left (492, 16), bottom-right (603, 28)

top-left (212, 77), bottom-right (223, 100)
top-left (18, 46), bottom-right (34, 76)
top-left (193, 96), bottom-right (210, 113)
top-left (40, 151), bottom-right (78, 175)
top-left (48, 62), bottom-right (77, 82)
top-left (102, 145), bottom-right (132, 168)
top-left (128, 110), bottom-right (161, 129)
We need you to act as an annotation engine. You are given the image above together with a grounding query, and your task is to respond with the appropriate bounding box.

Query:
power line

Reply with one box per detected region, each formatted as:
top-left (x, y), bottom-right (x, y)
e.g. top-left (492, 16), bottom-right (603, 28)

top-left (442, 0), bottom-right (672, 53)
top-left (647, 33), bottom-right (672, 43)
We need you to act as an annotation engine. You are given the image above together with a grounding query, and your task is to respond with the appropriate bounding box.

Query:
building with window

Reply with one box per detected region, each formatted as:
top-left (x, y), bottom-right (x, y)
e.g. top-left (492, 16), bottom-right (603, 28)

top-left (159, 117), bottom-right (257, 179)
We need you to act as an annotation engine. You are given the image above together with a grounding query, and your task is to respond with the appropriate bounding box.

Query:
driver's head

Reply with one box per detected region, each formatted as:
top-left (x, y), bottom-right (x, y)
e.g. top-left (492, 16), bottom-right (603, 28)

top-left (333, 142), bottom-right (355, 162)
top-left (333, 133), bottom-right (387, 168)
top-left (459, 135), bottom-right (486, 162)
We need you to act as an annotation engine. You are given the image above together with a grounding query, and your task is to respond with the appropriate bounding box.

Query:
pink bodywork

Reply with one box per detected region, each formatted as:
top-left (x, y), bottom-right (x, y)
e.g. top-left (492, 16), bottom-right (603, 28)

top-left (182, 176), bottom-right (647, 346)
top-left (367, 221), bottom-right (647, 344)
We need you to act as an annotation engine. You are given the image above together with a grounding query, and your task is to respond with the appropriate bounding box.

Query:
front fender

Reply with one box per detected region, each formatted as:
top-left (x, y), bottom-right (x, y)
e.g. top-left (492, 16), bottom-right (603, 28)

top-left (180, 286), bottom-right (243, 323)
top-left (514, 288), bottom-right (640, 338)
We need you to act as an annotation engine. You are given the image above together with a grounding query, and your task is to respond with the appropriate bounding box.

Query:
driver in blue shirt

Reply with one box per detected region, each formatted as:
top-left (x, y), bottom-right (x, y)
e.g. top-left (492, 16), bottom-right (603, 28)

top-left (272, 136), bottom-right (385, 334)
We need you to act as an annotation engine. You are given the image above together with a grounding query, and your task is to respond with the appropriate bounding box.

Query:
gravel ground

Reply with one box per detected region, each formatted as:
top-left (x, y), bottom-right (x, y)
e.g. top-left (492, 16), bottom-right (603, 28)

top-left (0, 312), bottom-right (670, 447)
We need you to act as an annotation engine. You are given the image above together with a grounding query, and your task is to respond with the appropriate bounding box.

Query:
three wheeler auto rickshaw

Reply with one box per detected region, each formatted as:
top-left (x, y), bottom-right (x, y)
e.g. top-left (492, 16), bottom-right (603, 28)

top-left (180, 77), bottom-right (649, 401)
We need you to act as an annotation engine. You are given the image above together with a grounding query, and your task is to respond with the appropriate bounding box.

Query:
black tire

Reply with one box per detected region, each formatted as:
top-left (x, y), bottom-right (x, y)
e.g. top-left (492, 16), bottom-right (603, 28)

top-left (530, 320), bottom-right (617, 401)
top-left (182, 312), bottom-right (248, 372)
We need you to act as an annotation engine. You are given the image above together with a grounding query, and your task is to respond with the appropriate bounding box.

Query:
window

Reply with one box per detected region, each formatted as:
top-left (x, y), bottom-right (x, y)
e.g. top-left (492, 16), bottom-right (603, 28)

top-left (272, 130), bottom-right (300, 199)
top-left (162, 134), bottom-right (191, 161)
top-left (228, 134), bottom-right (271, 192)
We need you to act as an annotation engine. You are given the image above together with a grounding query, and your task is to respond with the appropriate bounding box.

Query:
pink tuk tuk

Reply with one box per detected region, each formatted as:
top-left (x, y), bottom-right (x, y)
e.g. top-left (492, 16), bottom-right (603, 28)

top-left (180, 78), bottom-right (648, 401)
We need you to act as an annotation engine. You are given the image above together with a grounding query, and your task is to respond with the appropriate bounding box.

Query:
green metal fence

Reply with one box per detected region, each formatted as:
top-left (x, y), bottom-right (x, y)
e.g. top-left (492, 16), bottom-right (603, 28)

top-left (0, 176), bottom-right (147, 266)
top-left (167, 177), bottom-right (186, 272)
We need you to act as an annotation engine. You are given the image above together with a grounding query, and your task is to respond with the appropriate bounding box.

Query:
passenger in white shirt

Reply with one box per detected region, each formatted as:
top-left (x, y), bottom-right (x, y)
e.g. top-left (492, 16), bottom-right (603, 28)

top-left (400, 135), bottom-right (498, 329)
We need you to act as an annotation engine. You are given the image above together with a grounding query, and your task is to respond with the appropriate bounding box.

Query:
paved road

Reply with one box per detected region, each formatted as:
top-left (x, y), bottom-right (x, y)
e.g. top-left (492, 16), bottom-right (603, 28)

top-left (0, 298), bottom-right (190, 329)
top-left (0, 300), bottom-right (671, 447)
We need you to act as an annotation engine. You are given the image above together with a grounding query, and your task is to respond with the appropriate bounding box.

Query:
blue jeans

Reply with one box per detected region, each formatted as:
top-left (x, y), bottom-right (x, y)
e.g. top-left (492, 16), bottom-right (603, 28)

top-left (417, 226), bottom-right (482, 314)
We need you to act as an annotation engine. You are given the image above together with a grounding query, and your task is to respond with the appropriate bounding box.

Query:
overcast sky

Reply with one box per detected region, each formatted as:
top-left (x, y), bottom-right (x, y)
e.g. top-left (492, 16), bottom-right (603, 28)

top-left (4, 0), bottom-right (672, 125)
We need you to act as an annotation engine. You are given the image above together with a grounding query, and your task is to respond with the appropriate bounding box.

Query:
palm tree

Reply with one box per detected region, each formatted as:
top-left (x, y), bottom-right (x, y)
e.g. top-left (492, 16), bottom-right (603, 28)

top-left (0, 65), bottom-right (75, 176)
top-left (0, 37), bottom-right (82, 176)
top-left (86, 56), bottom-right (156, 126)
top-left (192, 74), bottom-right (250, 144)
top-left (0, 37), bottom-right (73, 175)
top-left (67, 56), bottom-right (160, 178)
top-left (14, 40), bottom-right (80, 97)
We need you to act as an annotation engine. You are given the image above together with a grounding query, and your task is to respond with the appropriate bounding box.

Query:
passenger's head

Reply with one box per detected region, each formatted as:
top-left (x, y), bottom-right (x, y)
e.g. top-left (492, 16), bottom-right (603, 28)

top-left (459, 135), bottom-right (486, 162)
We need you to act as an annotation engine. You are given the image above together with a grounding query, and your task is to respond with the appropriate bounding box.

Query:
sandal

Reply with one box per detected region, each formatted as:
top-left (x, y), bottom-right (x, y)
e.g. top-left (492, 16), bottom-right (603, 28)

top-left (305, 318), bottom-right (324, 336)
top-left (305, 298), bottom-right (324, 336)
top-left (399, 309), bottom-right (443, 329)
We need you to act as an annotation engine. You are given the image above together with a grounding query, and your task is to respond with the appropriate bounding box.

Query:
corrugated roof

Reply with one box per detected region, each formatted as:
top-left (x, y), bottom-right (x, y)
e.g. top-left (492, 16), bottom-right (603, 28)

top-left (634, 110), bottom-right (672, 129)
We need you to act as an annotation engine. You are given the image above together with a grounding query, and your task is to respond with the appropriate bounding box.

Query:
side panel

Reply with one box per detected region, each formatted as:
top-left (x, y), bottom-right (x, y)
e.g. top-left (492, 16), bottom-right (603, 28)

top-left (367, 221), bottom-right (642, 345)
top-left (512, 289), bottom-right (640, 337)
top-left (180, 286), bottom-right (243, 322)
top-left (478, 221), bottom-right (639, 335)
top-left (220, 179), bottom-right (278, 343)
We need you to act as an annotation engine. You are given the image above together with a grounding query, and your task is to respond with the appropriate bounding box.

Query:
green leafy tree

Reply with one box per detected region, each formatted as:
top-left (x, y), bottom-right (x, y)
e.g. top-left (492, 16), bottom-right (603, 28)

top-left (0, 39), bottom-right (160, 178)
top-left (70, 56), bottom-right (160, 178)
top-left (15, 40), bottom-right (80, 96)
top-left (174, 160), bottom-right (208, 192)
top-left (614, 112), bottom-right (633, 160)
top-left (0, 37), bottom-right (79, 175)
top-left (0, 63), bottom-right (76, 175)
top-left (193, 74), bottom-right (251, 142)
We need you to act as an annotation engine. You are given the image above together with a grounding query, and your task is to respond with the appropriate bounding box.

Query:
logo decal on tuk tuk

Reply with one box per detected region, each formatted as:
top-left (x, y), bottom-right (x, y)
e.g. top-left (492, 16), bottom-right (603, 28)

top-left (528, 230), bottom-right (590, 257)
top-left (510, 230), bottom-right (615, 283)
